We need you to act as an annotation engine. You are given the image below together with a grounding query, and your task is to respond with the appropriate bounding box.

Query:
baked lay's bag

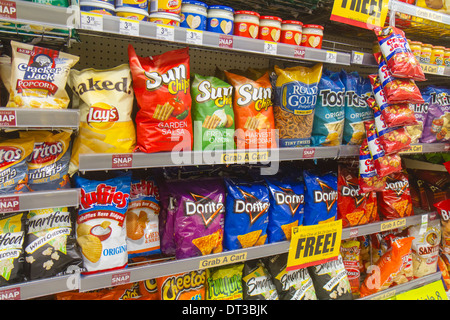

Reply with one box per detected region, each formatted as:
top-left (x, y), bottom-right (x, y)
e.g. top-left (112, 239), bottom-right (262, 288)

top-left (272, 64), bottom-right (323, 147)
top-left (266, 176), bottom-right (304, 243)
top-left (242, 259), bottom-right (278, 300)
top-left (379, 171), bottom-right (414, 220)
top-left (19, 130), bottom-right (71, 191)
top-left (128, 46), bottom-right (193, 153)
top-left (74, 173), bottom-right (131, 274)
top-left (224, 70), bottom-right (276, 149)
top-left (191, 73), bottom-right (235, 151)
top-left (206, 263), bottom-right (244, 300)
top-left (0, 137), bottom-right (34, 194)
top-left (157, 270), bottom-right (206, 300)
top-left (303, 169), bottom-right (338, 226)
top-left (7, 41), bottom-right (79, 109)
top-left (224, 178), bottom-right (270, 250)
top-left (68, 64), bottom-right (136, 175)
top-left (311, 69), bottom-right (345, 146)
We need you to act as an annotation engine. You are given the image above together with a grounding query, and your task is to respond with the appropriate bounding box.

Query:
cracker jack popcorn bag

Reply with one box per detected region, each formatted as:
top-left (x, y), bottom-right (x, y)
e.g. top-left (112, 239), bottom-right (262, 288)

top-left (128, 46), bottom-right (193, 153)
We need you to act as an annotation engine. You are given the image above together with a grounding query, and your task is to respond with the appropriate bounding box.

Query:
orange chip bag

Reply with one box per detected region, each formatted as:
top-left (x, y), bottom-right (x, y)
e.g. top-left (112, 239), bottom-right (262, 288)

top-left (224, 71), bottom-right (276, 149)
top-left (157, 270), bottom-right (206, 300)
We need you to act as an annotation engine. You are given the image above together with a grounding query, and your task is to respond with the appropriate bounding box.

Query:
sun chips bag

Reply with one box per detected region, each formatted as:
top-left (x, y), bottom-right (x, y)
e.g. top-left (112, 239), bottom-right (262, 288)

top-left (68, 64), bottom-right (136, 175)
top-left (128, 46), bottom-right (193, 153)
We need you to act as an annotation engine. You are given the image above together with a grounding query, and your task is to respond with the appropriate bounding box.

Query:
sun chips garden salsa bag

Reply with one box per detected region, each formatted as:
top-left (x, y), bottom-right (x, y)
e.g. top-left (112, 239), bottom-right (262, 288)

top-left (128, 46), bottom-right (193, 153)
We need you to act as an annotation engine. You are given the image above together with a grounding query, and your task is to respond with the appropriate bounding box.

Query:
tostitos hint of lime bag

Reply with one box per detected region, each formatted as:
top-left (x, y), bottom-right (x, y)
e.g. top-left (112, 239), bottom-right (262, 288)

top-left (191, 73), bottom-right (235, 151)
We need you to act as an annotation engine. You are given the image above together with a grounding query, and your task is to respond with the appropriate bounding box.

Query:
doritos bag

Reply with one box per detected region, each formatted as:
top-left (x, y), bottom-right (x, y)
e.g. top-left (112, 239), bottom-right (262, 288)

top-left (206, 263), bottom-right (244, 300)
top-left (8, 41), bottom-right (79, 109)
top-left (19, 130), bottom-right (72, 191)
top-left (379, 171), bottom-right (414, 220)
top-left (224, 178), bottom-right (270, 250)
top-left (311, 69), bottom-right (345, 146)
top-left (157, 270), bottom-right (206, 300)
top-left (191, 73), bottom-right (235, 151)
top-left (74, 173), bottom-right (131, 274)
top-left (128, 46), bottom-right (193, 153)
top-left (224, 70), bottom-right (276, 149)
top-left (303, 169), bottom-right (338, 226)
top-left (242, 259), bottom-right (278, 300)
top-left (68, 64), bottom-right (136, 175)
top-left (272, 64), bottom-right (323, 147)
top-left (0, 137), bottom-right (34, 194)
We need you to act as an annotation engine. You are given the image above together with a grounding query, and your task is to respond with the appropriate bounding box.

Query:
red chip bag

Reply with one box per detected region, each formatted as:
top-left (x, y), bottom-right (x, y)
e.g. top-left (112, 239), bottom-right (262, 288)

top-left (128, 46), bottom-right (193, 153)
top-left (366, 192), bottom-right (380, 224)
top-left (380, 103), bottom-right (417, 128)
top-left (374, 26), bottom-right (425, 82)
top-left (358, 139), bottom-right (386, 193)
top-left (373, 106), bottom-right (411, 154)
top-left (379, 171), bottom-right (414, 220)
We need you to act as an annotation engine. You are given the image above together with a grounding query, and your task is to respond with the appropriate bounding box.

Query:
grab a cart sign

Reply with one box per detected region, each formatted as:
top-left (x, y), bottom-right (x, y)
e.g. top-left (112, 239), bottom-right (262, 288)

top-left (330, 0), bottom-right (390, 29)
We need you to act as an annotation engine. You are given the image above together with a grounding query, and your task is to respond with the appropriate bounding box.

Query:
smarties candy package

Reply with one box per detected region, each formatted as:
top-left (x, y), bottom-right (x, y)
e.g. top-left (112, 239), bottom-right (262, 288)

top-left (74, 173), bottom-right (131, 274)
top-left (128, 46), bottom-right (193, 153)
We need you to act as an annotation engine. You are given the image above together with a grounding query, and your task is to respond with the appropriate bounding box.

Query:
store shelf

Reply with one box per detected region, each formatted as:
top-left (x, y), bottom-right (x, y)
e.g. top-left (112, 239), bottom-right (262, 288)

top-left (0, 108), bottom-right (79, 130)
top-left (339, 143), bottom-right (450, 158)
top-left (389, 0), bottom-right (450, 26)
top-left (76, 14), bottom-right (351, 66)
top-left (0, 189), bottom-right (79, 214)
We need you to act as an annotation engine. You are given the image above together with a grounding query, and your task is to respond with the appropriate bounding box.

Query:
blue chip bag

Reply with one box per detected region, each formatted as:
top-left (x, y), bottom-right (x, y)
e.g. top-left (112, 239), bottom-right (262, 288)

top-left (224, 178), bottom-right (270, 250)
top-left (311, 69), bottom-right (345, 146)
top-left (303, 169), bottom-right (338, 226)
top-left (265, 177), bottom-right (304, 243)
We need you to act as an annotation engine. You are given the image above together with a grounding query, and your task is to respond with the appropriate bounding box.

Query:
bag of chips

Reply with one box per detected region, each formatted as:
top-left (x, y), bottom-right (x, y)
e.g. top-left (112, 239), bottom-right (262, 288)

top-left (379, 171), bottom-right (414, 220)
top-left (374, 26), bottom-right (425, 81)
top-left (68, 64), bottom-right (136, 175)
top-left (74, 173), bottom-right (131, 274)
top-left (206, 263), bottom-right (244, 300)
top-left (0, 212), bottom-right (26, 287)
top-left (225, 70), bottom-right (276, 149)
top-left (265, 176), bottom-right (304, 243)
top-left (7, 41), bottom-right (79, 109)
top-left (340, 239), bottom-right (361, 298)
top-left (438, 253), bottom-right (450, 292)
top-left (366, 191), bottom-right (380, 224)
top-left (380, 103), bottom-right (418, 128)
top-left (24, 207), bottom-right (83, 280)
top-left (358, 139), bottom-right (386, 193)
top-left (338, 165), bottom-right (368, 227)
top-left (242, 259), bottom-right (279, 300)
top-left (303, 169), bottom-right (338, 226)
top-left (191, 73), bottom-right (235, 151)
top-left (138, 279), bottom-right (160, 300)
top-left (420, 103), bottom-right (450, 143)
top-left (271, 64), bottom-right (322, 147)
top-left (128, 46), bottom-right (193, 153)
top-left (373, 106), bottom-right (411, 154)
top-left (224, 178), bottom-right (270, 250)
top-left (0, 137), bottom-right (34, 194)
top-left (157, 270), bottom-right (206, 300)
top-left (435, 199), bottom-right (450, 255)
top-left (19, 130), bottom-right (71, 191)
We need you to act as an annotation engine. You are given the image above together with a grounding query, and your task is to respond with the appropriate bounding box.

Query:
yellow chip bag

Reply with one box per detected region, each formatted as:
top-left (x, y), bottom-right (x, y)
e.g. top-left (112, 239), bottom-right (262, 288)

top-left (68, 64), bottom-right (136, 175)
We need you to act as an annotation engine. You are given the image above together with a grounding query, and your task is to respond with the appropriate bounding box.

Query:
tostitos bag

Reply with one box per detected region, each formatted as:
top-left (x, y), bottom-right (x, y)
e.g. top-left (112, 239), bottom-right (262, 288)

top-left (128, 46), bottom-right (193, 153)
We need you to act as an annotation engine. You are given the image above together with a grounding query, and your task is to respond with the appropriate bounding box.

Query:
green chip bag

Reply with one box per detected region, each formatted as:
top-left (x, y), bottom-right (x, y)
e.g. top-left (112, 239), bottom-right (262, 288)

top-left (191, 74), bottom-right (235, 151)
top-left (206, 263), bottom-right (244, 300)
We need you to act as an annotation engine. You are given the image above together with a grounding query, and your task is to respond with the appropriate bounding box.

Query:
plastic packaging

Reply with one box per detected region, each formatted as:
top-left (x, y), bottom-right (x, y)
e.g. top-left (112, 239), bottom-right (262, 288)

top-left (207, 5), bottom-right (234, 35)
top-left (180, 0), bottom-right (208, 30)
top-left (234, 10), bottom-right (260, 39)
top-left (258, 16), bottom-right (282, 42)
top-left (281, 20), bottom-right (303, 46)
top-left (301, 24), bottom-right (324, 49)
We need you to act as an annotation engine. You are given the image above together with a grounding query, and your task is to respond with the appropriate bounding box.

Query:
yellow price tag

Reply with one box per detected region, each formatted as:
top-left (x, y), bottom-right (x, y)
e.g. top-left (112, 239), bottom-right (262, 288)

top-left (395, 280), bottom-right (448, 300)
top-left (286, 220), bottom-right (342, 271)
top-left (330, 0), bottom-right (389, 29)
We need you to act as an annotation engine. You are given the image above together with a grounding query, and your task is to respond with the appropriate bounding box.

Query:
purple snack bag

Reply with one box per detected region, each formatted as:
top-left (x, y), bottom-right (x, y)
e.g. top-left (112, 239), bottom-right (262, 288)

top-left (420, 103), bottom-right (450, 144)
top-left (158, 179), bottom-right (177, 257)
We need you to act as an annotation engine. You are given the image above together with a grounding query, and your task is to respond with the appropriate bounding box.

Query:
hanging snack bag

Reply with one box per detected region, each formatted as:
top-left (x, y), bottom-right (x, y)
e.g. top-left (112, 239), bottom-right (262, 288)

top-left (68, 64), bottom-right (136, 175)
top-left (338, 165), bottom-right (368, 227)
top-left (206, 263), bottom-right (244, 300)
top-left (264, 253), bottom-right (317, 300)
top-left (420, 103), bottom-right (450, 143)
top-left (24, 207), bottom-right (83, 280)
top-left (434, 199), bottom-right (450, 255)
top-left (374, 26), bottom-right (426, 81)
top-left (0, 137), bottom-right (34, 194)
top-left (303, 169), bottom-right (338, 226)
top-left (379, 171), bottom-right (414, 220)
top-left (407, 86), bottom-right (434, 143)
top-left (224, 71), bottom-right (276, 149)
top-left (272, 63), bottom-right (323, 147)
top-left (373, 105), bottom-right (411, 154)
top-left (128, 46), bottom-right (193, 153)
top-left (242, 259), bottom-right (279, 300)
top-left (0, 212), bottom-right (26, 287)
top-left (191, 73), bottom-right (235, 151)
top-left (380, 103), bottom-right (418, 128)
top-left (358, 139), bottom-right (386, 193)
top-left (224, 178), bottom-right (270, 250)
top-left (157, 270), bottom-right (206, 300)
top-left (366, 191), bottom-right (380, 224)
top-left (8, 41), bottom-right (79, 109)
top-left (340, 239), bottom-right (361, 298)
top-left (74, 173), bottom-right (131, 274)
top-left (311, 69), bottom-right (345, 146)
top-left (126, 174), bottom-right (160, 258)
top-left (265, 176), bottom-right (304, 243)
top-left (19, 130), bottom-right (71, 191)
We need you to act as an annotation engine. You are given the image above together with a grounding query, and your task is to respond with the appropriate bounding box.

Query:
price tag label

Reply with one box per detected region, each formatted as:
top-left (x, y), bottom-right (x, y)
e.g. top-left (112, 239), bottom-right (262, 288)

top-left (186, 29), bottom-right (203, 45)
top-left (352, 51), bottom-right (364, 64)
top-left (81, 12), bottom-right (103, 31)
top-left (302, 148), bottom-right (315, 158)
top-left (0, 287), bottom-right (20, 300)
top-left (119, 18), bottom-right (139, 36)
top-left (0, 109), bottom-right (16, 126)
top-left (294, 46), bottom-right (306, 59)
top-left (326, 51), bottom-right (337, 63)
top-left (156, 24), bottom-right (175, 41)
top-left (395, 280), bottom-right (448, 300)
top-left (111, 271), bottom-right (131, 286)
top-left (219, 34), bottom-right (233, 48)
top-left (0, 0), bottom-right (16, 19)
top-left (437, 66), bottom-right (445, 75)
top-left (199, 252), bottom-right (247, 269)
top-left (0, 196), bottom-right (20, 213)
top-left (112, 154), bottom-right (133, 169)
top-left (264, 41), bottom-right (277, 55)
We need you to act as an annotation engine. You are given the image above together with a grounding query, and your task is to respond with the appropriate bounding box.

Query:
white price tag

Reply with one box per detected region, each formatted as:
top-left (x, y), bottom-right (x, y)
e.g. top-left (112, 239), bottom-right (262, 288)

top-left (352, 51), bottom-right (364, 64)
top-left (186, 29), bottom-right (203, 45)
top-left (326, 51), bottom-right (337, 63)
top-left (264, 41), bottom-right (277, 55)
top-left (119, 18), bottom-right (139, 36)
top-left (81, 12), bottom-right (103, 31)
top-left (156, 24), bottom-right (175, 41)
top-left (437, 66), bottom-right (445, 75)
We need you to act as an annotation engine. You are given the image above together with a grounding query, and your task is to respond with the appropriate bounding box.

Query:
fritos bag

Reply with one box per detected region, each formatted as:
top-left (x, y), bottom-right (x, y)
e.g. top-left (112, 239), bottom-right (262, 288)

top-left (68, 64), bottom-right (136, 175)
top-left (272, 64), bottom-right (323, 147)
top-left (8, 41), bottom-right (79, 109)
top-left (224, 70), bottom-right (276, 149)
top-left (374, 26), bottom-right (425, 81)
top-left (379, 171), bottom-right (414, 220)
top-left (128, 46), bottom-right (193, 153)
